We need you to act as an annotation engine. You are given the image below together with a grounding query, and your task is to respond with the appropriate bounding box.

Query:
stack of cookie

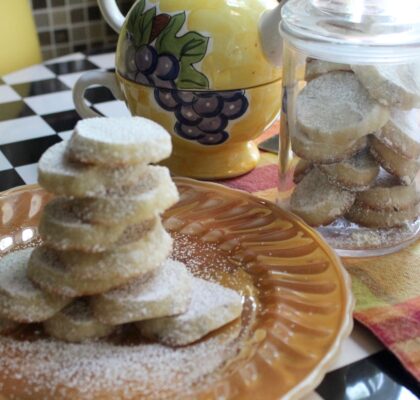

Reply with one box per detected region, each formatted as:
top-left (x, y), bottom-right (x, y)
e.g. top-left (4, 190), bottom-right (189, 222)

top-left (290, 61), bottom-right (420, 229)
top-left (0, 117), bottom-right (242, 345)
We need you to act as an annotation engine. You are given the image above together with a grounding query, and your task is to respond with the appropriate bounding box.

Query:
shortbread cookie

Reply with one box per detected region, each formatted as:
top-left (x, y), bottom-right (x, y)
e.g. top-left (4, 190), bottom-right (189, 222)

top-left (39, 198), bottom-right (157, 252)
top-left (290, 169), bottom-right (356, 226)
top-left (293, 159), bottom-right (313, 184)
top-left (0, 318), bottom-right (20, 334)
top-left (346, 201), bottom-right (419, 228)
top-left (370, 136), bottom-right (420, 185)
top-left (27, 222), bottom-right (172, 297)
top-left (356, 169), bottom-right (418, 211)
top-left (291, 127), bottom-right (368, 164)
top-left (92, 259), bottom-right (192, 325)
top-left (296, 72), bottom-right (389, 144)
top-left (38, 142), bottom-right (147, 197)
top-left (0, 249), bottom-right (71, 323)
top-left (44, 299), bottom-right (115, 342)
top-left (352, 63), bottom-right (420, 110)
top-left (68, 117), bottom-right (172, 166)
top-left (375, 109), bottom-right (420, 160)
top-left (64, 166), bottom-right (179, 226)
top-left (136, 277), bottom-right (242, 346)
top-left (318, 150), bottom-right (379, 191)
top-left (305, 59), bottom-right (351, 81)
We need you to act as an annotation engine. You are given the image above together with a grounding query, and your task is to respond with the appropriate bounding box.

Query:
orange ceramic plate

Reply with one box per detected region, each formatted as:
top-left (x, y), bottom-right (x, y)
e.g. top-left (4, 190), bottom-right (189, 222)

top-left (0, 179), bottom-right (353, 400)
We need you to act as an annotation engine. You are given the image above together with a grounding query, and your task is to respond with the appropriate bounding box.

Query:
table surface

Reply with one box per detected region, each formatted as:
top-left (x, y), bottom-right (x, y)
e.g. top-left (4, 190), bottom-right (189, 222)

top-left (0, 48), bottom-right (418, 400)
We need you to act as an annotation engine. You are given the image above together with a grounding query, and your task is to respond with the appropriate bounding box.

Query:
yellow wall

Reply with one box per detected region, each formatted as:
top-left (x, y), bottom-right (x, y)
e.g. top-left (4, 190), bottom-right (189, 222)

top-left (0, 1), bottom-right (42, 76)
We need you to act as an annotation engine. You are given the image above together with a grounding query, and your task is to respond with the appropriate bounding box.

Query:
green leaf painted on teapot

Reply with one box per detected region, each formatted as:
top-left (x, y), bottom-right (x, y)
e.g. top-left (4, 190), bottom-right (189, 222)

top-left (138, 7), bottom-right (156, 46)
top-left (127, 0), bottom-right (156, 47)
top-left (126, 1), bottom-right (144, 41)
top-left (177, 62), bottom-right (209, 89)
top-left (124, 0), bottom-right (210, 90)
top-left (155, 12), bottom-right (185, 52)
top-left (156, 15), bottom-right (208, 64)
top-left (156, 13), bottom-right (209, 89)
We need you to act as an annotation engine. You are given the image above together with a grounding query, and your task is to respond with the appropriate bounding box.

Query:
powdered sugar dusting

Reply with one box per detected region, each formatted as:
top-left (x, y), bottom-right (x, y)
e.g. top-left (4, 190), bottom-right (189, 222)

top-left (297, 71), bottom-right (388, 142)
top-left (0, 325), bottom-right (242, 400)
top-left (169, 277), bottom-right (241, 322)
top-left (104, 259), bottom-right (191, 303)
top-left (137, 276), bottom-right (243, 346)
top-left (377, 108), bottom-right (420, 160)
top-left (172, 233), bottom-right (228, 277)
top-left (68, 117), bottom-right (172, 165)
top-left (390, 108), bottom-right (420, 142)
top-left (38, 141), bottom-right (151, 198)
top-left (0, 233), bottom-right (253, 399)
top-left (39, 142), bottom-right (88, 177)
top-left (74, 117), bottom-right (169, 145)
top-left (291, 169), bottom-right (356, 215)
top-left (319, 217), bottom-right (420, 253)
top-left (0, 249), bottom-right (39, 297)
top-left (28, 224), bottom-right (172, 297)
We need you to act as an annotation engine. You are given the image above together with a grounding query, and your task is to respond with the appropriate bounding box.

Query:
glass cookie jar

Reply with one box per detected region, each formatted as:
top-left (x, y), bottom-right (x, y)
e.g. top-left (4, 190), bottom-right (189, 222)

top-left (278, 0), bottom-right (420, 256)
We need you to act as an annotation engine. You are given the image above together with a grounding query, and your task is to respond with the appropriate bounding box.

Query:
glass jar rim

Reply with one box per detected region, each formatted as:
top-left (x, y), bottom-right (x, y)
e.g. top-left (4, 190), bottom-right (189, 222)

top-left (280, 0), bottom-right (420, 64)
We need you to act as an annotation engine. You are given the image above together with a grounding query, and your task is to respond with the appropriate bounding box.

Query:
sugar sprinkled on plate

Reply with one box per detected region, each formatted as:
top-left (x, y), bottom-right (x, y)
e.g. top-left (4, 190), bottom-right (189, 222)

top-left (0, 233), bottom-right (252, 400)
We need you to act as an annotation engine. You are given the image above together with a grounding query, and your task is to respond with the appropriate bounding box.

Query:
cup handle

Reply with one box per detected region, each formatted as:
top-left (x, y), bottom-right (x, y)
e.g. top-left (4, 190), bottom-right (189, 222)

top-left (97, 0), bottom-right (125, 33)
top-left (73, 71), bottom-right (125, 119)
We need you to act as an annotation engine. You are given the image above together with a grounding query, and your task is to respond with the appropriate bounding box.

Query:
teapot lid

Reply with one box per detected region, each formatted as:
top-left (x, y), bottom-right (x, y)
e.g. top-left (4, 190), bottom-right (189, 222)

top-left (116, 0), bottom-right (282, 91)
top-left (280, 0), bottom-right (420, 63)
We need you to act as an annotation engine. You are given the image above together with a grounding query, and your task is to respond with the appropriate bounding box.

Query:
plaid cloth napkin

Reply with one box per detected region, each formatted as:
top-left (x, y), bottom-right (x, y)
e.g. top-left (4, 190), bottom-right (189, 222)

top-left (216, 121), bottom-right (420, 381)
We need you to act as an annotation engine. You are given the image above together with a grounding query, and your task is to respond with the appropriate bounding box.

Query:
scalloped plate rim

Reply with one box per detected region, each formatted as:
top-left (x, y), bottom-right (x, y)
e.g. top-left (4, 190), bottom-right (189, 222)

top-left (0, 180), bottom-right (354, 400)
top-left (173, 178), bottom-right (355, 400)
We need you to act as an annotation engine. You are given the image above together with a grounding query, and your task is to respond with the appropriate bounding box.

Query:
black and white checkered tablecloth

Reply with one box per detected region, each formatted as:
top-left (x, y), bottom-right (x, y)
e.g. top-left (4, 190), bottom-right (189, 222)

top-left (0, 49), bottom-right (130, 192)
top-left (0, 49), bottom-right (419, 400)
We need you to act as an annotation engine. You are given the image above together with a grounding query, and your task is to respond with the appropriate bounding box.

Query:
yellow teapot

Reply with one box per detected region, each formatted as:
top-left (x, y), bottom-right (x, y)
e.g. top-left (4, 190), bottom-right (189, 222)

top-left (74, 0), bottom-right (283, 179)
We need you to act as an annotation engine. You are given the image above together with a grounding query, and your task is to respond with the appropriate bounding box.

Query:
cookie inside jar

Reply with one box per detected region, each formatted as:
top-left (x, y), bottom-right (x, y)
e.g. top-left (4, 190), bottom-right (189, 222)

top-left (279, 58), bottom-right (420, 256)
top-left (278, 0), bottom-right (420, 256)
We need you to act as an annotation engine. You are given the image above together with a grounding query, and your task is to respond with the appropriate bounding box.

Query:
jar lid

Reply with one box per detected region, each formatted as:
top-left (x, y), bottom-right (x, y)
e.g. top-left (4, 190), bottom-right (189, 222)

top-left (280, 0), bottom-right (420, 63)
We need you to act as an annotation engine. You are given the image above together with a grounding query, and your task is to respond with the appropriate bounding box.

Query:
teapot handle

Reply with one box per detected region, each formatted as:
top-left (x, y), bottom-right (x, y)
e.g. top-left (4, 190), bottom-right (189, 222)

top-left (97, 0), bottom-right (125, 33)
top-left (73, 71), bottom-right (125, 118)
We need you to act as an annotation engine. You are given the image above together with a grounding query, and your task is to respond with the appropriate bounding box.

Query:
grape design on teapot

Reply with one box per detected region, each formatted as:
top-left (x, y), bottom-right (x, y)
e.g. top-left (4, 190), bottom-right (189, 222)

top-left (156, 90), bottom-right (248, 145)
top-left (121, 0), bottom-right (249, 145)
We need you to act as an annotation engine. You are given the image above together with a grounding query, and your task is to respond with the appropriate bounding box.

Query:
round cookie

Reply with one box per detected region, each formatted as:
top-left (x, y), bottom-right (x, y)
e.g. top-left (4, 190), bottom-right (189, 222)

top-left (356, 169), bottom-right (418, 211)
top-left (305, 59), bottom-right (351, 81)
top-left (370, 136), bottom-right (420, 185)
top-left (136, 277), bottom-right (243, 347)
top-left (293, 159), bottom-right (313, 184)
top-left (38, 141), bottom-right (147, 197)
top-left (290, 168), bottom-right (356, 226)
top-left (68, 117), bottom-right (172, 166)
top-left (65, 166), bottom-right (179, 226)
top-left (346, 201), bottom-right (419, 228)
top-left (0, 249), bottom-right (71, 323)
top-left (291, 127), bottom-right (368, 164)
top-left (318, 150), bottom-right (379, 191)
top-left (44, 299), bottom-right (115, 342)
top-left (27, 221), bottom-right (172, 297)
top-left (352, 63), bottom-right (420, 110)
top-left (296, 71), bottom-right (389, 144)
top-left (92, 259), bottom-right (192, 325)
top-left (375, 108), bottom-right (420, 160)
top-left (39, 199), bottom-right (156, 252)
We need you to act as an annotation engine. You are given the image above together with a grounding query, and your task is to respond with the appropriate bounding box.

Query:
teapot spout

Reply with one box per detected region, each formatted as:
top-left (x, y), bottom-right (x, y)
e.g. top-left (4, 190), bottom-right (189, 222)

top-left (259, 2), bottom-right (285, 67)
